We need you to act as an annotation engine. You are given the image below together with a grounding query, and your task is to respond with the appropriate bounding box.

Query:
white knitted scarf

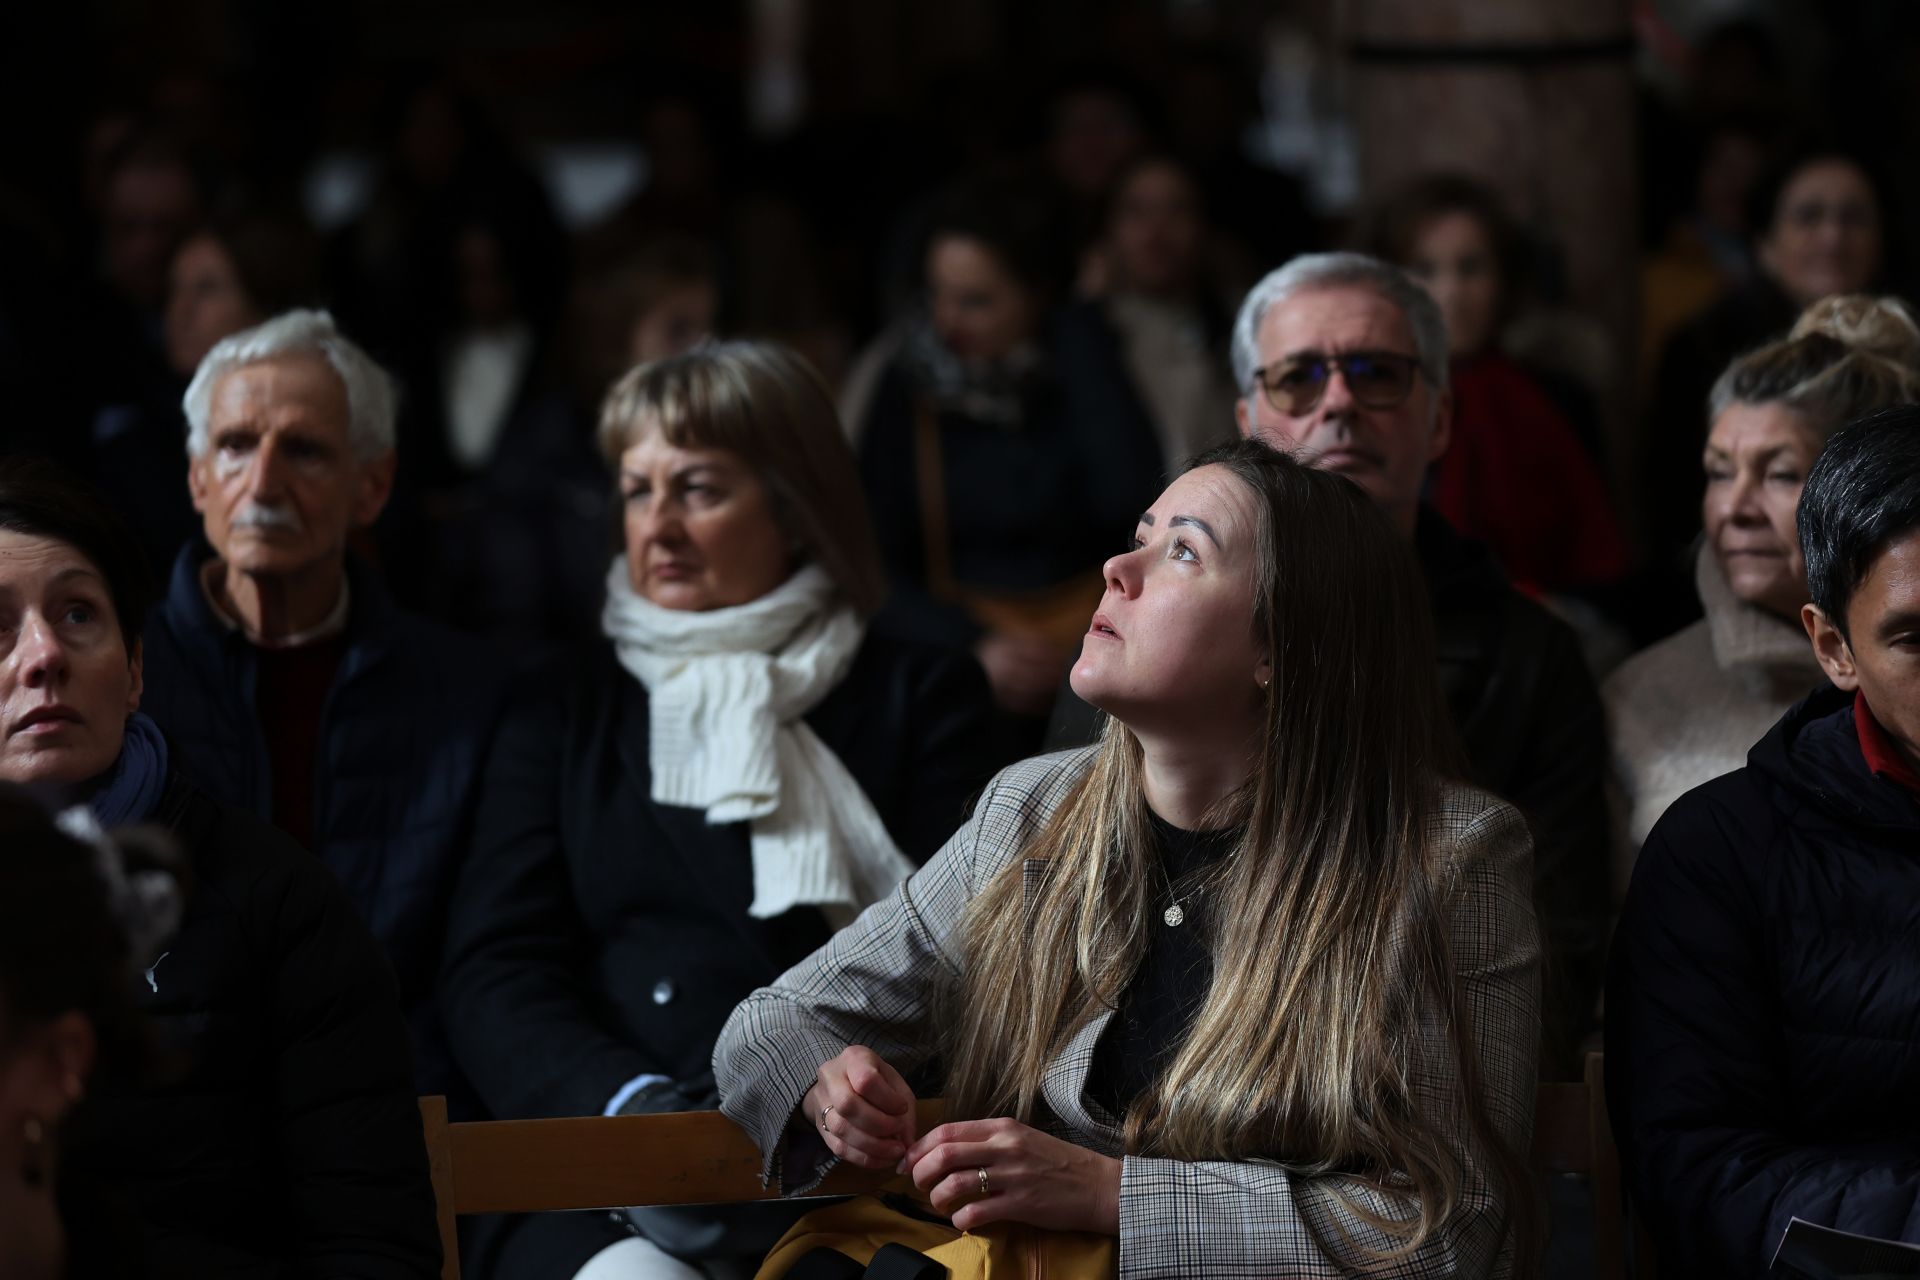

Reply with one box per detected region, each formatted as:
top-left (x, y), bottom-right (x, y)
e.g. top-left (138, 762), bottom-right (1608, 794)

top-left (601, 558), bottom-right (914, 922)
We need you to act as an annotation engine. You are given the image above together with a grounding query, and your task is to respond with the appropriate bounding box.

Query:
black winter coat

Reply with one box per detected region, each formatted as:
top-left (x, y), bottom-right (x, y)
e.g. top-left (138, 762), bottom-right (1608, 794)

top-left (64, 770), bottom-right (440, 1279)
top-left (139, 543), bottom-right (505, 1097)
top-left (1607, 685), bottom-right (1920, 1275)
top-left (1417, 508), bottom-right (1610, 1075)
top-left (441, 631), bottom-right (998, 1122)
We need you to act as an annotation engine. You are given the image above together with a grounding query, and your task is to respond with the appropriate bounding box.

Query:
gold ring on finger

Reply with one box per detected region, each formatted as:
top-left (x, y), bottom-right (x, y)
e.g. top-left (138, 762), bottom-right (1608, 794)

top-left (818, 1104), bottom-right (835, 1131)
top-left (977, 1166), bottom-right (990, 1197)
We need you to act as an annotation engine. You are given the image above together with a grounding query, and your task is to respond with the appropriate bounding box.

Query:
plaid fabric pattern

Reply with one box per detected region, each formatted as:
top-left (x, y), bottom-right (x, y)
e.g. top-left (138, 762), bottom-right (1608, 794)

top-left (714, 748), bottom-right (1540, 1277)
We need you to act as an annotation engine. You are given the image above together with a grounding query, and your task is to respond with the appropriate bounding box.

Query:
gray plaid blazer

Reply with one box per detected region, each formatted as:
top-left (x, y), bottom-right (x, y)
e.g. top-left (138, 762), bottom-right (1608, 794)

top-left (714, 748), bottom-right (1540, 1278)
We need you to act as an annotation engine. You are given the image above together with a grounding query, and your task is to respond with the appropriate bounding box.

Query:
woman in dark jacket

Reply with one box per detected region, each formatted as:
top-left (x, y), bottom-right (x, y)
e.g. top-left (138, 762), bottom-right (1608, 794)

top-left (441, 342), bottom-right (999, 1280)
top-left (856, 176), bottom-right (1165, 739)
top-left (0, 457), bottom-right (440, 1280)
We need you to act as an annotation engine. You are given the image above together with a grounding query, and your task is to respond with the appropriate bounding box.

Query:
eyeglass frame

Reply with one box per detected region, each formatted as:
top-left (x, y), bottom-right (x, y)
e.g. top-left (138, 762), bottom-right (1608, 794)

top-left (1247, 349), bottom-right (1430, 417)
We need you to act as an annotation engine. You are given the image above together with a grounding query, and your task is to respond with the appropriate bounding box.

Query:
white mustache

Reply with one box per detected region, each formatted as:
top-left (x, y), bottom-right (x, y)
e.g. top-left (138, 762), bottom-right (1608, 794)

top-left (232, 502), bottom-right (303, 533)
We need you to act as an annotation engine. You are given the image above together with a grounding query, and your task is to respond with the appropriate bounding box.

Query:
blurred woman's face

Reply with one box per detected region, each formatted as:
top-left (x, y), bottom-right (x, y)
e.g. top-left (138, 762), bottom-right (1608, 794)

top-left (1405, 211), bottom-right (1502, 358)
top-left (1108, 163), bottom-right (1203, 297)
top-left (1758, 160), bottom-right (1882, 308)
top-left (628, 281), bottom-right (717, 366)
top-left (927, 235), bottom-right (1039, 369)
top-left (619, 430), bottom-right (792, 611)
top-left (1070, 464), bottom-right (1268, 737)
top-left (164, 235), bottom-right (261, 377)
top-left (0, 533), bottom-right (140, 787)
top-left (1702, 400), bottom-right (1823, 619)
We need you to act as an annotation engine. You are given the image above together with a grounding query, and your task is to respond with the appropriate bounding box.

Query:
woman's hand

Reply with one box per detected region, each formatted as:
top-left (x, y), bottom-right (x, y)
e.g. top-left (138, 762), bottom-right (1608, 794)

top-left (974, 632), bottom-right (1062, 717)
top-left (801, 1046), bottom-right (917, 1170)
top-left (902, 1118), bottom-right (1121, 1235)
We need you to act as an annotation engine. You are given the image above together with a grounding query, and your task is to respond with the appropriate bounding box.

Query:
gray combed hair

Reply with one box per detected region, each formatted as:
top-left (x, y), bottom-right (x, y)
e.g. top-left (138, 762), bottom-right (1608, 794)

top-left (1229, 252), bottom-right (1450, 397)
top-left (182, 308), bottom-right (397, 460)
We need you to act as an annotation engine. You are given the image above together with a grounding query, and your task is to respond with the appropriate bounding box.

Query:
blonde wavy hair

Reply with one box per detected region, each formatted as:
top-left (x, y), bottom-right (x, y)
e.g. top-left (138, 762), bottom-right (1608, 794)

top-left (1710, 293), bottom-right (1920, 434)
top-left (942, 440), bottom-right (1530, 1261)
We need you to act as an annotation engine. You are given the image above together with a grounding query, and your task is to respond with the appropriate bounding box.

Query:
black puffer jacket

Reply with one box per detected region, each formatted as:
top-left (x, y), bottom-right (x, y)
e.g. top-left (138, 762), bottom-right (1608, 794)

top-left (64, 770), bottom-right (441, 1280)
top-left (1607, 684), bottom-right (1920, 1276)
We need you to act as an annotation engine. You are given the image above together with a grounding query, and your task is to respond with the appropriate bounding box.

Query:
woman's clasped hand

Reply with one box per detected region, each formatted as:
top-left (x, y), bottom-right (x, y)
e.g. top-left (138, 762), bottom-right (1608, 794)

top-left (802, 1046), bottom-right (1120, 1235)
top-left (902, 1119), bottom-right (1120, 1235)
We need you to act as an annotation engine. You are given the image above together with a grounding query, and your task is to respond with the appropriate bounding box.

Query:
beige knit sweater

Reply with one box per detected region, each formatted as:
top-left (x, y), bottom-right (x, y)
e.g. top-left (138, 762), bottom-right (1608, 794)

top-left (1603, 545), bottom-right (1828, 896)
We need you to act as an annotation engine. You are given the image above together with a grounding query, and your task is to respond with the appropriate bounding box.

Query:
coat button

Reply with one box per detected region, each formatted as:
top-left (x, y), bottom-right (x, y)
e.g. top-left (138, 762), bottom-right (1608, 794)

top-left (651, 979), bottom-right (676, 1005)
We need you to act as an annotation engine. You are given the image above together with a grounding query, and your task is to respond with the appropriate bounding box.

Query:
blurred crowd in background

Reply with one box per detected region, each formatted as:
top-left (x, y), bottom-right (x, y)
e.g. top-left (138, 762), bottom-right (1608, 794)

top-left (1, 0), bottom-right (1915, 672)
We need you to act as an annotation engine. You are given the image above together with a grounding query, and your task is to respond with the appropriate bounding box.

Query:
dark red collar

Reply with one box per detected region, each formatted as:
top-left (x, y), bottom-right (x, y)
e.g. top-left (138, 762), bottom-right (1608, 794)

top-left (1854, 690), bottom-right (1920, 796)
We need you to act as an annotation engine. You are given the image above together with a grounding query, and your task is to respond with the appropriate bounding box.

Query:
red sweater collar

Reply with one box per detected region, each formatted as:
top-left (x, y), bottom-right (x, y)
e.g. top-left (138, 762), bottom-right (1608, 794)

top-left (1853, 689), bottom-right (1920, 796)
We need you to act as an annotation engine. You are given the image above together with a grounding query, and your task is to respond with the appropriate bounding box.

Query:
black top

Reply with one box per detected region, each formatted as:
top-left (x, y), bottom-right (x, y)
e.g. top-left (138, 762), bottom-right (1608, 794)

top-left (1086, 812), bottom-right (1241, 1118)
top-left (1607, 684), bottom-right (1920, 1277)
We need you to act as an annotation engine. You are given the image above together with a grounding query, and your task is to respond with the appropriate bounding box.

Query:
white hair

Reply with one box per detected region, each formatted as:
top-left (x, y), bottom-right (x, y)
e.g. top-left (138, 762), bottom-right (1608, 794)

top-left (1229, 252), bottom-right (1450, 397)
top-left (182, 309), bottom-right (396, 460)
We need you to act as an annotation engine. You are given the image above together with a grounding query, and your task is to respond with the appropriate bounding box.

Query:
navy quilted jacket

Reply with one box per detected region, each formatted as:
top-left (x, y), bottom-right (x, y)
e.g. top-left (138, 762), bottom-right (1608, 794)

top-left (140, 541), bottom-right (505, 1096)
top-left (1607, 684), bottom-right (1920, 1274)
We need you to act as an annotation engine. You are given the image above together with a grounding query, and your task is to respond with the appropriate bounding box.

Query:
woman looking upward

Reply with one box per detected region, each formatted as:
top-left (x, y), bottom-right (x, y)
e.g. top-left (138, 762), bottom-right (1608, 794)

top-left (716, 440), bottom-right (1540, 1276)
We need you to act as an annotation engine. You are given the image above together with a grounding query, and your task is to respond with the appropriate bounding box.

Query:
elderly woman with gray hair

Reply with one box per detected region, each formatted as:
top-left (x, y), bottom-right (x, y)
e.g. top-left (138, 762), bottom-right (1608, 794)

top-left (441, 340), bottom-right (998, 1280)
top-left (1604, 294), bottom-right (1920, 891)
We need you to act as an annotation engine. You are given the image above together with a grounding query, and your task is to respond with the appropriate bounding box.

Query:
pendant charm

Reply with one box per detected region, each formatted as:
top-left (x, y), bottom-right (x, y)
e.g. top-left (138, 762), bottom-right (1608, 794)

top-left (1163, 903), bottom-right (1185, 927)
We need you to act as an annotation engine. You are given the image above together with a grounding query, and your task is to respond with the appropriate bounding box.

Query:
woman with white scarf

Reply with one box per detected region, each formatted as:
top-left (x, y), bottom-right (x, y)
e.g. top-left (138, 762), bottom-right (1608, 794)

top-left (441, 342), bottom-right (999, 1280)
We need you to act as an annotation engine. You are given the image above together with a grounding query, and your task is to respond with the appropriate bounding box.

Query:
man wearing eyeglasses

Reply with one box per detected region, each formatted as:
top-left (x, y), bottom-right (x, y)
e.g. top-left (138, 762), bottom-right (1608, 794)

top-left (1232, 251), bottom-right (1609, 1080)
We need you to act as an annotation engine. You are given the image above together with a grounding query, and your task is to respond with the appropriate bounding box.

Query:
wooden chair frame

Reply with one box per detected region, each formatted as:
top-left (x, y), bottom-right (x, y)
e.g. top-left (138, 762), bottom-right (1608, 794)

top-left (418, 1099), bottom-right (941, 1280)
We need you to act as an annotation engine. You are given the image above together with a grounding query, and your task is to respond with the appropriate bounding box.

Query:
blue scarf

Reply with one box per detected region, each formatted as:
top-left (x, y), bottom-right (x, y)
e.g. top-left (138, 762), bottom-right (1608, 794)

top-left (89, 712), bottom-right (170, 827)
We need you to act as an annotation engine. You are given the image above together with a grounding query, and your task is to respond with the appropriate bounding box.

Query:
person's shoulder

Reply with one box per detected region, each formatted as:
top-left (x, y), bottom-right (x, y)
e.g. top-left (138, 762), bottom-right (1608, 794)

top-left (1632, 764), bottom-right (1780, 891)
top-left (846, 625), bottom-right (987, 697)
top-left (967, 748), bottom-right (1099, 845)
top-left (357, 592), bottom-right (518, 719)
top-left (1603, 620), bottom-right (1714, 712)
top-left (495, 641), bottom-right (627, 733)
top-left (168, 777), bottom-right (342, 903)
top-left (1429, 779), bottom-right (1531, 870)
top-left (379, 602), bottom-right (498, 673)
top-left (140, 543), bottom-right (221, 652)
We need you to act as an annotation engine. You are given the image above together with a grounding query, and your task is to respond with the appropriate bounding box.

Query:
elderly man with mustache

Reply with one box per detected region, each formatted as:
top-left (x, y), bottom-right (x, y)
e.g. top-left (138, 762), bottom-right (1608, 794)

top-left (139, 309), bottom-right (504, 1103)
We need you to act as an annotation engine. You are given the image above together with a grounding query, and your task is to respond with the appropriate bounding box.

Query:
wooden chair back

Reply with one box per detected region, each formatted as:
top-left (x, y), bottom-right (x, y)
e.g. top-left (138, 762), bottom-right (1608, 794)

top-left (418, 1099), bottom-right (943, 1280)
top-left (1529, 1052), bottom-right (1657, 1280)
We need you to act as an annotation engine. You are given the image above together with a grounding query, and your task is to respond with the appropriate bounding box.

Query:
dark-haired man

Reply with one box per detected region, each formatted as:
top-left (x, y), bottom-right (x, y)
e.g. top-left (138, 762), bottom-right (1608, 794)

top-left (1608, 408), bottom-right (1920, 1274)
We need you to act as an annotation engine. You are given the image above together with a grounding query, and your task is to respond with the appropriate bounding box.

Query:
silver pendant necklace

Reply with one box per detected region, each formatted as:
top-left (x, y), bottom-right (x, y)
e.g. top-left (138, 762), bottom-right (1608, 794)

top-left (1155, 855), bottom-right (1188, 927)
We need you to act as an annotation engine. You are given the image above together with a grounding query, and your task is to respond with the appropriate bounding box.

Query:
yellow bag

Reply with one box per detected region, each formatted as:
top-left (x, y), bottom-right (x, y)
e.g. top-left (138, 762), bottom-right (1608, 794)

top-left (755, 1192), bottom-right (1117, 1280)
